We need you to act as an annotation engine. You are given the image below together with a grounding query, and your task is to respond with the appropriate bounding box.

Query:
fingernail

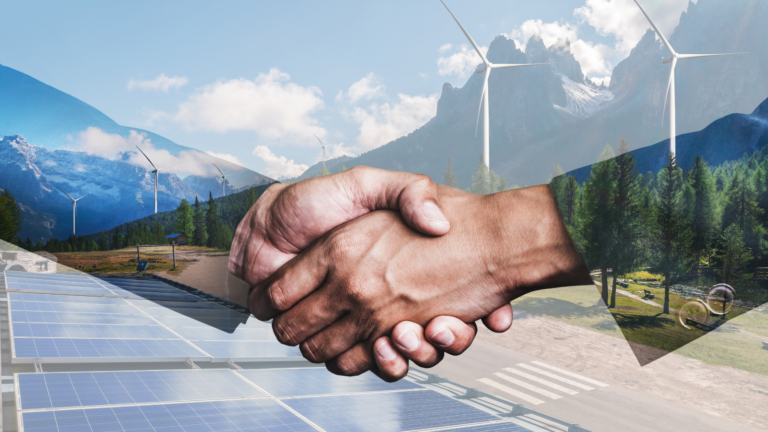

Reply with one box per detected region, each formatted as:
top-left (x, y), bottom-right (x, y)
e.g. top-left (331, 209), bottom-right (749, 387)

top-left (430, 327), bottom-right (455, 347)
top-left (422, 202), bottom-right (449, 225)
top-left (376, 341), bottom-right (397, 361)
top-left (396, 329), bottom-right (421, 352)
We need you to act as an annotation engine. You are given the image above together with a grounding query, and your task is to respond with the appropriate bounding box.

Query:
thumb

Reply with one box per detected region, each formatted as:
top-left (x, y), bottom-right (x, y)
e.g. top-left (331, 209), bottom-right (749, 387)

top-left (344, 167), bottom-right (450, 236)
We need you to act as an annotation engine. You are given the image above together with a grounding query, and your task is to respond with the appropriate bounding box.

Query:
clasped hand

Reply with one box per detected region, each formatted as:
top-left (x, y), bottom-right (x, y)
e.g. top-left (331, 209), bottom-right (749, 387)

top-left (229, 167), bottom-right (588, 381)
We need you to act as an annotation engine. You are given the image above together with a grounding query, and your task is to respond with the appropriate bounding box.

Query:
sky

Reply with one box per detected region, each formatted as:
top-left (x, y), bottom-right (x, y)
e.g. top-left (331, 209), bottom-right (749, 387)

top-left (1, 0), bottom-right (698, 179)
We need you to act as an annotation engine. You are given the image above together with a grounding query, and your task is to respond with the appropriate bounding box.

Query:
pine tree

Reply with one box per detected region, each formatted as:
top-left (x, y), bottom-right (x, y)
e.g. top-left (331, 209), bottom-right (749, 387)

top-left (721, 169), bottom-right (764, 260)
top-left (206, 192), bottom-right (223, 249)
top-left (490, 170), bottom-right (509, 193)
top-left (338, 165), bottom-right (348, 173)
top-left (577, 154), bottom-right (616, 304)
top-left (650, 153), bottom-right (694, 314)
top-left (174, 199), bottom-right (194, 237)
top-left (98, 235), bottom-right (108, 251)
top-left (608, 138), bottom-right (643, 308)
top-left (0, 188), bottom-right (22, 243)
top-left (317, 166), bottom-right (331, 177)
top-left (192, 196), bottom-right (208, 247)
top-left (111, 228), bottom-right (124, 250)
top-left (469, 158), bottom-right (491, 194)
top-left (443, 157), bottom-right (459, 188)
top-left (562, 176), bottom-right (580, 227)
top-left (247, 188), bottom-right (258, 210)
top-left (24, 237), bottom-right (33, 251)
top-left (717, 224), bottom-right (753, 284)
top-left (684, 155), bottom-right (717, 265)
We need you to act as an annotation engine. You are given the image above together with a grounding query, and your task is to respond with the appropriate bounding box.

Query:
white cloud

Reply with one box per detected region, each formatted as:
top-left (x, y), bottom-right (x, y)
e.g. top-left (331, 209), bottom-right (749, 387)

top-left (70, 127), bottom-right (239, 178)
top-left (571, 39), bottom-right (614, 76)
top-left (172, 68), bottom-right (326, 143)
top-left (337, 73), bottom-right (385, 103)
top-left (127, 74), bottom-right (188, 92)
top-left (205, 151), bottom-right (244, 167)
top-left (589, 76), bottom-right (612, 86)
top-left (439, 43), bottom-right (453, 53)
top-left (252, 146), bottom-right (308, 179)
top-left (508, 20), bottom-right (579, 51)
top-left (325, 142), bottom-right (355, 160)
top-left (575, 0), bottom-right (696, 56)
top-left (351, 93), bottom-right (438, 152)
top-left (437, 44), bottom-right (488, 79)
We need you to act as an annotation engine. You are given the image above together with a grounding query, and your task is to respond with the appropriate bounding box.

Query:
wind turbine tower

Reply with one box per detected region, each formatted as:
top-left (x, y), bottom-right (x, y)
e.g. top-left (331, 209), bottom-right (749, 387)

top-left (54, 186), bottom-right (87, 236)
top-left (136, 146), bottom-right (180, 214)
top-left (313, 134), bottom-right (327, 169)
top-left (440, 0), bottom-right (549, 170)
top-left (634, 0), bottom-right (744, 158)
top-left (214, 164), bottom-right (231, 197)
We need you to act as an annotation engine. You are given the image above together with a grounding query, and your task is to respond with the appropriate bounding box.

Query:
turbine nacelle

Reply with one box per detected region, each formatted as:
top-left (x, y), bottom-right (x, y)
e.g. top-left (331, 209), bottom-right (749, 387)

top-left (475, 64), bottom-right (488, 74)
top-left (662, 55), bottom-right (675, 64)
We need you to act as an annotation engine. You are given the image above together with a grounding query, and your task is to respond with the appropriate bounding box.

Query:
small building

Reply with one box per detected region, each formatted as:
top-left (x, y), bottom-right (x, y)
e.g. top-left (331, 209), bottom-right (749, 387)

top-left (0, 245), bottom-right (58, 274)
top-left (165, 233), bottom-right (188, 245)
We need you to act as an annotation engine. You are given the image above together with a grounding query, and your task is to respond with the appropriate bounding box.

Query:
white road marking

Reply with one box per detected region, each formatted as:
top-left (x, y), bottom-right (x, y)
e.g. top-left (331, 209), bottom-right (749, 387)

top-left (530, 361), bottom-right (610, 387)
top-left (503, 368), bottom-right (579, 395)
top-left (477, 378), bottom-right (545, 405)
top-left (517, 364), bottom-right (595, 391)
top-left (493, 373), bottom-right (562, 399)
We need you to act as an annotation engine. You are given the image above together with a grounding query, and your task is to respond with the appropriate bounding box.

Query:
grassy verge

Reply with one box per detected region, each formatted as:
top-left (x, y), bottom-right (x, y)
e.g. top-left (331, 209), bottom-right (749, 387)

top-left (512, 285), bottom-right (768, 375)
top-left (52, 246), bottom-right (221, 276)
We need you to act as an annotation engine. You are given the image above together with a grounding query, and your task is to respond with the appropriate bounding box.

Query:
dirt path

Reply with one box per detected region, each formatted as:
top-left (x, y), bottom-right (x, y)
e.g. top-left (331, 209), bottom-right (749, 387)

top-left (157, 254), bottom-right (250, 307)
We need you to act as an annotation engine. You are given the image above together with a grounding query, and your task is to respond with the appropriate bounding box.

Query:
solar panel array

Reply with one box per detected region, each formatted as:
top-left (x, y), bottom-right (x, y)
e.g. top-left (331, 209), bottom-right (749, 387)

top-left (7, 272), bottom-right (533, 431)
top-left (16, 368), bottom-right (532, 432)
top-left (6, 272), bottom-right (301, 363)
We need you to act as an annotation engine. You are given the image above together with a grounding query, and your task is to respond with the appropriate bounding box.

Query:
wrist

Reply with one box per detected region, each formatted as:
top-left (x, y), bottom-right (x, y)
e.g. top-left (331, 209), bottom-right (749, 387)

top-left (484, 185), bottom-right (591, 300)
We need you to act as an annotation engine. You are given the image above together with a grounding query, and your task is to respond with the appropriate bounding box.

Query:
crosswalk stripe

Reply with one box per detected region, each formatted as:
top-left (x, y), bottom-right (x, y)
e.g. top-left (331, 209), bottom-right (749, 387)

top-left (517, 364), bottom-right (595, 391)
top-left (493, 373), bottom-right (562, 399)
top-left (530, 361), bottom-right (610, 387)
top-left (503, 368), bottom-right (579, 395)
top-left (477, 378), bottom-right (545, 405)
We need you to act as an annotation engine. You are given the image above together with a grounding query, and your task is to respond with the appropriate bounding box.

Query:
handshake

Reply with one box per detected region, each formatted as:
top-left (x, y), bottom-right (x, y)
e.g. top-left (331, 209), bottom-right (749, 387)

top-left (229, 167), bottom-right (591, 381)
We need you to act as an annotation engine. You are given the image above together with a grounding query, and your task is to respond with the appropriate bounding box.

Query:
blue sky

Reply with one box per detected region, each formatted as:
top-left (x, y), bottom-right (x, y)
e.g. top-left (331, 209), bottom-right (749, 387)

top-left (1, 0), bottom-right (696, 178)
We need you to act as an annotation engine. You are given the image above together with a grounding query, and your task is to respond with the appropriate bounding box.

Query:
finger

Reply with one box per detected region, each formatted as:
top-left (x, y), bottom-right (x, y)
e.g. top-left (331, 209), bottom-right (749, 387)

top-left (482, 304), bottom-right (513, 333)
top-left (344, 167), bottom-right (450, 236)
top-left (298, 315), bottom-right (364, 363)
top-left (248, 241), bottom-right (329, 320)
top-left (325, 342), bottom-right (375, 377)
top-left (372, 337), bottom-right (410, 382)
top-left (425, 316), bottom-right (478, 356)
top-left (391, 322), bottom-right (444, 367)
top-left (271, 286), bottom-right (345, 346)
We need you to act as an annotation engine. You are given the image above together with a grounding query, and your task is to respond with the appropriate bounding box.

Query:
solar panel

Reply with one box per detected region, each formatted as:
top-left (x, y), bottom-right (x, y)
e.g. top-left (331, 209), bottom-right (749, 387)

top-left (237, 368), bottom-right (422, 398)
top-left (174, 327), bottom-right (277, 342)
top-left (192, 341), bottom-right (302, 360)
top-left (13, 323), bottom-right (179, 339)
top-left (283, 390), bottom-right (498, 431)
top-left (17, 370), bottom-right (266, 410)
top-left (440, 424), bottom-right (532, 431)
top-left (20, 399), bottom-right (317, 432)
top-left (9, 299), bottom-right (143, 314)
top-left (14, 338), bottom-right (207, 360)
top-left (11, 310), bottom-right (158, 326)
top-left (5, 273), bottom-right (116, 297)
top-left (8, 292), bottom-right (125, 304)
top-left (152, 315), bottom-right (268, 330)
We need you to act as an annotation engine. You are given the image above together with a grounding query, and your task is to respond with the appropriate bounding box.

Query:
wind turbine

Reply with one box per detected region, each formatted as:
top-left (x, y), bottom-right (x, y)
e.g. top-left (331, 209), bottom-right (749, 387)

top-left (313, 134), bottom-right (326, 169)
top-left (440, 0), bottom-right (549, 170)
top-left (213, 164), bottom-right (231, 197)
top-left (136, 146), bottom-right (181, 214)
top-left (634, 0), bottom-right (745, 158)
top-left (54, 186), bottom-right (87, 236)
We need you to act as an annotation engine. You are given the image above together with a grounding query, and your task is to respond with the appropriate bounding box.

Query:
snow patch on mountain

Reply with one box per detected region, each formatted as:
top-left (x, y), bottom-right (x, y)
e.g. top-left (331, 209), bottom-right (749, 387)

top-left (557, 74), bottom-right (614, 118)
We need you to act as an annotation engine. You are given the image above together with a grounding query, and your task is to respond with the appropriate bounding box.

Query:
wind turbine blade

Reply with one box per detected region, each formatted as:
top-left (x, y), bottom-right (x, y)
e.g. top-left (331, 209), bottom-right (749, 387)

top-left (135, 146), bottom-right (156, 170)
top-left (157, 162), bottom-right (182, 172)
top-left (662, 59), bottom-right (676, 127)
top-left (677, 52), bottom-right (747, 59)
top-left (491, 63), bottom-right (552, 69)
top-left (74, 194), bottom-right (89, 202)
top-left (475, 69), bottom-right (489, 137)
top-left (440, 0), bottom-right (489, 66)
top-left (633, 0), bottom-right (676, 57)
top-left (313, 133), bottom-right (327, 149)
top-left (213, 163), bottom-right (225, 176)
top-left (54, 185), bottom-right (75, 201)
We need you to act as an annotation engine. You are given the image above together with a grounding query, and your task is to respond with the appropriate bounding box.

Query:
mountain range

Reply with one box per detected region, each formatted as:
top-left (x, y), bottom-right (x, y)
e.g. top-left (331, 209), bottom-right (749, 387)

top-left (0, 65), bottom-right (273, 242)
top-left (315, 0), bottom-right (768, 188)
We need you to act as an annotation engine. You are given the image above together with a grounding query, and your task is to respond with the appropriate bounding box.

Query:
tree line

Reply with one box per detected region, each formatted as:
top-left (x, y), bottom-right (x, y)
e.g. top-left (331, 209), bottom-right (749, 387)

top-left (15, 184), bottom-right (271, 253)
top-left (551, 138), bottom-right (766, 314)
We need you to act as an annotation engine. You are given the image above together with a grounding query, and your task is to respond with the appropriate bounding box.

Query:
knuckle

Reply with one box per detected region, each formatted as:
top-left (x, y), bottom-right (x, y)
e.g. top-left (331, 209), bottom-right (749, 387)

top-left (300, 338), bottom-right (324, 364)
top-left (412, 173), bottom-right (434, 187)
top-left (331, 355), bottom-right (365, 377)
top-left (266, 281), bottom-right (290, 312)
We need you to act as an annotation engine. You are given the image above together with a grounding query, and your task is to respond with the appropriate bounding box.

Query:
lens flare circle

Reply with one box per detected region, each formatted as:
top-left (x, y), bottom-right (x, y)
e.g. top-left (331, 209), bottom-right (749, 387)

top-left (705, 283), bottom-right (735, 316)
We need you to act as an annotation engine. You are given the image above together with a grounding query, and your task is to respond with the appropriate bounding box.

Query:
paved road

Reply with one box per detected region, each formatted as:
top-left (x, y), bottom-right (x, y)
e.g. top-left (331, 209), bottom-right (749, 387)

top-left (429, 338), bottom-right (763, 432)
